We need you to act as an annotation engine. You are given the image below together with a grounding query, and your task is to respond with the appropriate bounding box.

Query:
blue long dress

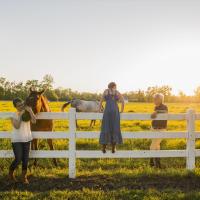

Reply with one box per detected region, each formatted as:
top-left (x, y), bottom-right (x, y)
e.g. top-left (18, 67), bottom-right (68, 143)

top-left (99, 90), bottom-right (123, 145)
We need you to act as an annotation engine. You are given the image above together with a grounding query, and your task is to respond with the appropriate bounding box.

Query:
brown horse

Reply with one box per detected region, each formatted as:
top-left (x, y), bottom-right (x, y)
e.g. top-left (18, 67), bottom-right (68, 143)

top-left (26, 89), bottom-right (57, 167)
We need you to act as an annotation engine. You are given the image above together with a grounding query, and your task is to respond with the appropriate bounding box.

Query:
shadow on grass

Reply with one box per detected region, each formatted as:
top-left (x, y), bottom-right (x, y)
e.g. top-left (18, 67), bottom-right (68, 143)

top-left (0, 172), bottom-right (200, 192)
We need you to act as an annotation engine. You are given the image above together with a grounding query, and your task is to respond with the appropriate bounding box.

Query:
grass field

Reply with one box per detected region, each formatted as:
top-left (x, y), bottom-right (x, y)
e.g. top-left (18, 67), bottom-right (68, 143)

top-left (1, 102), bottom-right (200, 200)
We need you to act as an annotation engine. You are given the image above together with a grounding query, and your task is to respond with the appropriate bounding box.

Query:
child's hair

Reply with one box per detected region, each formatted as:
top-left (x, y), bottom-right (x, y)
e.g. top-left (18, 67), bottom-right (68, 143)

top-left (13, 98), bottom-right (23, 108)
top-left (153, 93), bottom-right (164, 102)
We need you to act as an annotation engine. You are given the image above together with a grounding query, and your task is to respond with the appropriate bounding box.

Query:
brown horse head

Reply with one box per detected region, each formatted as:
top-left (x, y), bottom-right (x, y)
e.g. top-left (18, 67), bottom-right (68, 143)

top-left (26, 89), bottom-right (48, 114)
top-left (26, 88), bottom-right (53, 132)
top-left (26, 88), bottom-right (49, 114)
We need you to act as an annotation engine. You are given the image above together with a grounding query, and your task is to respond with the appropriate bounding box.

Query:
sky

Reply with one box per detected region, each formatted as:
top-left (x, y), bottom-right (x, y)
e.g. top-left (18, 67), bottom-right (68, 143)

top-left (0, 0), bottom-right (200, 95)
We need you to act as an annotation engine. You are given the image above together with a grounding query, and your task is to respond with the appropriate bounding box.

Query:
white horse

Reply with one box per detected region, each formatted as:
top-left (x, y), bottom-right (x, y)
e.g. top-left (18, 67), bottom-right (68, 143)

top-left (61, 99), bottom-right (104, 127)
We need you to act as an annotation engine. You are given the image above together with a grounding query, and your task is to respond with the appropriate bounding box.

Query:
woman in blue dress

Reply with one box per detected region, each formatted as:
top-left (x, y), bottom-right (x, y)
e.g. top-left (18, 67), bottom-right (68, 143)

top-left (99, 82), bottom-right (124, 153)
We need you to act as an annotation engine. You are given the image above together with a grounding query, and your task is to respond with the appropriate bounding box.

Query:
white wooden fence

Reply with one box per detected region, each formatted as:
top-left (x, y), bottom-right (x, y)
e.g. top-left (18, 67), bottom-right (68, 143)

top-left (0, 108), bottom-right (200, 178)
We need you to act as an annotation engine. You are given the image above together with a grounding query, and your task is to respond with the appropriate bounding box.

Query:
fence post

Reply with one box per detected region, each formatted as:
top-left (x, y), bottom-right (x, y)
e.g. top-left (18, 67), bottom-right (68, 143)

top-left (186, 109), bottom-right (196, 170)
top-left (69, 108), bottom-right (76, 178)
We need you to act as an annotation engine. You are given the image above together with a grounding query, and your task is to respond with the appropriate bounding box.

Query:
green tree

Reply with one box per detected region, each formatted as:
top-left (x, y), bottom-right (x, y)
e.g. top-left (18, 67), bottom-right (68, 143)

top-left (41, 74), bottom-right (54, 90)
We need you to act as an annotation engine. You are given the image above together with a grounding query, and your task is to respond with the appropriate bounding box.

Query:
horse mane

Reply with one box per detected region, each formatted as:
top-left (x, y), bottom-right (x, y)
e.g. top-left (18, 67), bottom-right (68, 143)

top-left (40, 95), bottom-right (51, 112)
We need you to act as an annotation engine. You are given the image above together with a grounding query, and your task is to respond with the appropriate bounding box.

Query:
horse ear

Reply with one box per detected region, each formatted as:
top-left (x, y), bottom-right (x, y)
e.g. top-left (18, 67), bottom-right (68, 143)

top-left (38, 89), bottom-right (45, 95)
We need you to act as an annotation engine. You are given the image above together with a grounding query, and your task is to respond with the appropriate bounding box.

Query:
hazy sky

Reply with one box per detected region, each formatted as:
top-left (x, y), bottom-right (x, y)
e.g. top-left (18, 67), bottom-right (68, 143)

top-left (0, 0), bottom-right (200, 94)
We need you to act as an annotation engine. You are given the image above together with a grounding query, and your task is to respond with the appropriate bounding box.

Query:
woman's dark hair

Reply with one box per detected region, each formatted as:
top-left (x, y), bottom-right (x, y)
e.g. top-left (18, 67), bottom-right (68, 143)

top-left (13, 98), bottom-right (31, 122)
top-left (108, 82), bottom-right (117, 89)
top-left (13, 98), bottom-right (23, 108)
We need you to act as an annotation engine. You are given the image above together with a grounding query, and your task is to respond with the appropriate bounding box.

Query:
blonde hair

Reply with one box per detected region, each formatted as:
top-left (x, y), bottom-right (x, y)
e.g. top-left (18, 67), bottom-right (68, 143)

top-left (153, 93), bottom-right (164, 102)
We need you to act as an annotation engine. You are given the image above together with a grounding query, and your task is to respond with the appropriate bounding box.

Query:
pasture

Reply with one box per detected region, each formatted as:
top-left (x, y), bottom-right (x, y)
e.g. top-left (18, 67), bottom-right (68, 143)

top-left (1, 101), bottom-right (200, 200)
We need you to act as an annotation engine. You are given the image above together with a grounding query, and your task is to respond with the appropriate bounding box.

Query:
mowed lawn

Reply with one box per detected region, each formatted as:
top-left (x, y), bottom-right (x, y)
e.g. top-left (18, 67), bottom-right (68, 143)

top-left (1, 101), bottom-right (200, 199)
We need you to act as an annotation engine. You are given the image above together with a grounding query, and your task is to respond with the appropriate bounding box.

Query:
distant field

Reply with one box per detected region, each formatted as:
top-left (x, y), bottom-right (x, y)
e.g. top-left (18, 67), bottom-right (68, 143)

top-left (1, 101), bottom-right (200, 200)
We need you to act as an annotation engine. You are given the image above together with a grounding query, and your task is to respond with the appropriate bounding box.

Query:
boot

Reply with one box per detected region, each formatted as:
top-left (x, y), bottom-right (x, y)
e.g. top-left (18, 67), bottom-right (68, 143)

top-left (155, 158), bottom-right (161, 168)
top-left (150, 158), bottom-right (154, 167)
top-left (8, 169), bottom-right (17, 183)
top-left (102, 145), bottom-right (107, 153)
top-left (111, 143), bottom-right (116, 153)
top-left (22, 170), bottom-right (29, 184)
top-left (53, 158), bottom-right (58, 167)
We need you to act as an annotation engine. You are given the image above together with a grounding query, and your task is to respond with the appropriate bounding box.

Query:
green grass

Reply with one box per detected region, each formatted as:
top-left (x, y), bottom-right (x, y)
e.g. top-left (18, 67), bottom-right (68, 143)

top-left (1, 101), bottom-right (200, 200)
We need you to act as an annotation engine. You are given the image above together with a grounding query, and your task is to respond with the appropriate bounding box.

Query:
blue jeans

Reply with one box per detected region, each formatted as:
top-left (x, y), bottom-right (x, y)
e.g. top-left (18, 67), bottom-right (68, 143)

top-left (9, 141), bottom-right (31, 171)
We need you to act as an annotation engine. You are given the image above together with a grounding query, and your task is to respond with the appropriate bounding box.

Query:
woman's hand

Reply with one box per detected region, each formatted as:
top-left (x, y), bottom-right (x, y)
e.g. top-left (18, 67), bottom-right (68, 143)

top-left (31, 117), bottom-right (37, 124)
top-left (25, 106), bottom-right (32, 113)
top-left (25, 106), bottom-right (36, 124)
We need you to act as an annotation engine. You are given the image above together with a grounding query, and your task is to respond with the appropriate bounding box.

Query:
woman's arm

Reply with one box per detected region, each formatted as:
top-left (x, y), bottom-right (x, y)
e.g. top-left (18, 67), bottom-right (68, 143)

top-left (25, 106), bottom-right (36, 124)
top-left (98, 90), bottom-right (107, 112)
top-left (118, 92), bottom-right (124, 113)
top-left (98, 99), bottom-right (103, 112)
top-left (10, 114), bottom-right (23, 129)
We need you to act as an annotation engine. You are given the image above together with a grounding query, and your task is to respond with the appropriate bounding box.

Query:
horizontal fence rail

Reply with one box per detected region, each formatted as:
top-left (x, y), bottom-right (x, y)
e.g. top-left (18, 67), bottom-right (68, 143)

top-left (0, 108), bottom-right (199, 178)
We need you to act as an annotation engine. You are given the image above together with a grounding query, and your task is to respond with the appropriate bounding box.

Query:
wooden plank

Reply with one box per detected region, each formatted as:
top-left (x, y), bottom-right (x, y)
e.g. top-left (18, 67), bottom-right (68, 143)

top-left (76, 150), bottom-right (186, 158)
top-left (0, 112), bottom-right (69, 120)
top-left (123, 132), bottom-right (187, 139)
top-left (0, 112), bottom-right (187, 120)
top-left (76, 132), bottom-right (99, 139)
top-left (120, 113), bottom-right (186, 120)
top-left (0, 150), bottom-right (13, 157)
top-left (36, 112), bottom-right (69, 120)
top-left (0, 150), bottom-right (69, 158)
top-left (69, 108), bottom-right (76, 178)
top-left (76, 112), bottom-right (103, 120)
top-left (0, 112), bottom-right (14, 119)
top-left (186, 109), bottom-right (196, 170)
top-left (0, 131), bottom-right (70, 139)
top-left (195, 149), bottom-right (200, 157)
top-left (0, 132), bottom-right (12, 138)
top-left (195, 132), bottom-right (200, 138)
top-left (76, 112), bottom-right (186, 120)
top-left (76, 131), bottom-right (187, 139)
top-left (32, 131), bottom-right (70, 139)
top-left (0, 131), bottom-right (188, 139)
top-left (0, 150), bottom-right (186, 159)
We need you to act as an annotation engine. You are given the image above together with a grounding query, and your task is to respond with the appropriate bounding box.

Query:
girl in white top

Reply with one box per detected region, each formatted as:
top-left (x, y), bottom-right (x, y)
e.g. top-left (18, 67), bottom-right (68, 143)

top-left (9, 98), bottom-right (36, 184)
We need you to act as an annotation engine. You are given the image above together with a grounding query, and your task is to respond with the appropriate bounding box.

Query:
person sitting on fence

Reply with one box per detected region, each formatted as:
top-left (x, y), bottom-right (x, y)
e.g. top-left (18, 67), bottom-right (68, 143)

top-left (99, 82), bottom-right (124, 153)
top-left (9, 98), bottom-right (36, 184)
top-left (150, 93), bottom-right (168, 168)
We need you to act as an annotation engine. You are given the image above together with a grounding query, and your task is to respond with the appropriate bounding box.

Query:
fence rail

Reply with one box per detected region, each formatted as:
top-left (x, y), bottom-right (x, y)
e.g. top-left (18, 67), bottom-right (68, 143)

top-left (0, 108), bottom-right (199, 178)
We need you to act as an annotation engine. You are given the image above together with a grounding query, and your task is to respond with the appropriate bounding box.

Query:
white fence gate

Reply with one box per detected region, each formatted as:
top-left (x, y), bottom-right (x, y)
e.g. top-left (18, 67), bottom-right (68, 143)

top-left (0, 108), bottom-right (199, 178)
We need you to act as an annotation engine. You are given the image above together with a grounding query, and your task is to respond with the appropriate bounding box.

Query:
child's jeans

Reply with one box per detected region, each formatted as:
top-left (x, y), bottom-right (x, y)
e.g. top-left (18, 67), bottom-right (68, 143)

top-left (9, 141), bottom-right (31, 171)
top-left (150, 129), bottom-right (166, 150)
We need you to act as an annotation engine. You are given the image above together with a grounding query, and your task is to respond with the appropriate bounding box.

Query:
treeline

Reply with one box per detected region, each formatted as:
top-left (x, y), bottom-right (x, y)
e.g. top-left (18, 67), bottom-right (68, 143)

top-left (0, 75), bottom-right (101, 101)
top-left (124, 87), bottom-right (200, 103)
top-left (0, 75), bottom-right (200, 103)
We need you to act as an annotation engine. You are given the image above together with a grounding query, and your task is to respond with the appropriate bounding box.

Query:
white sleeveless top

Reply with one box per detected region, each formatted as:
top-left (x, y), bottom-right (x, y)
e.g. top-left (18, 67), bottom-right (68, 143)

top-left (11, 113), bottom-right (33, 143)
